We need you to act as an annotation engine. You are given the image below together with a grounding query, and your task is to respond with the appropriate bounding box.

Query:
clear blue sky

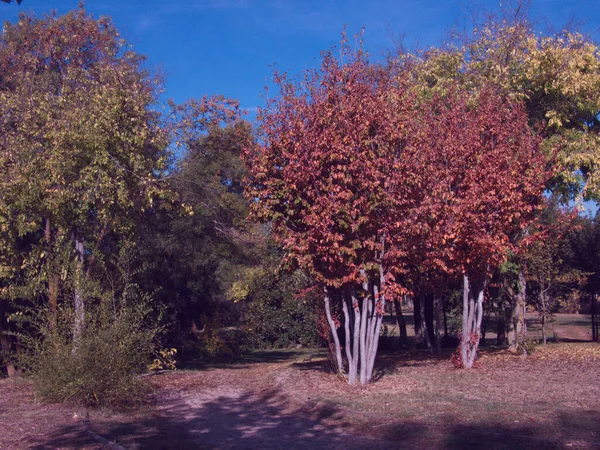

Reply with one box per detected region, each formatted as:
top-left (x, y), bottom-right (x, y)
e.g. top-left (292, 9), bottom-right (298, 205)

top-left (1, 0), bottom-right (598, 116)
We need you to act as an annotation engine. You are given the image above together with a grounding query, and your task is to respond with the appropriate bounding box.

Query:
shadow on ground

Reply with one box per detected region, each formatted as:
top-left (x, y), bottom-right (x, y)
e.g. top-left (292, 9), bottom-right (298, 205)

top-left (32, 383), bottom-right (600, 450)
top-left (33, 387), bottom-right (419, 449)
top-left (178, 349), bottom-right (320, 371)
top-left (437, 409), bottom-right (600, 449)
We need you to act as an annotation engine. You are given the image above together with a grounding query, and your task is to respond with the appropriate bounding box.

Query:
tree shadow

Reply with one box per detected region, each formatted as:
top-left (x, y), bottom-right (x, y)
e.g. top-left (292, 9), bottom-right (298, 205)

top-left (291, 348), bottom-right (450, 378)
top-left (33, 387), bottom-right (415, 449)
top-left (441, 421), bottom-right (560, 449)
top-left (378, 411), bottom-right (600, 449)
top-left (292, 359), bottom-right (335, 373)
top-left (549, 337), bottom-right (593, 343)
top-left (29, 389), bottom-right (600, 449)
top-left (440, 411), bottom-right (600, 449)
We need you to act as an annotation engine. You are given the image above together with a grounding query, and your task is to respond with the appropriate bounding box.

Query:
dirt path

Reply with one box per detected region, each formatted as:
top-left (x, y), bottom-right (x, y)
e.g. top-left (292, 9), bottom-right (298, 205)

top-left (0, 355), bottom-right (388, 449)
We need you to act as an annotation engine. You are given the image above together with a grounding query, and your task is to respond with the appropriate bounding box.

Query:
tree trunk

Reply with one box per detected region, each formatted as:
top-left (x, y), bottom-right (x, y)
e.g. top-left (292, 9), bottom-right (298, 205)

top-left (0, 332), bottom-right (17, 377)
top-left (420, 293), bottom-right (433, 351)
top-left (324, 292), bottom-right (344, 375)
top-left (508, 268), bottom-right (527, 353)
top-left (342, 293), bottom-right (362, 384)
top-left (592, 293), bottom-right (598, 342)
top-left (72, 234), bottom-right (86, 346)
top-left (413, 295), bottom-right (424, 348)
top-left (341, 288), bottom-right (384, 385)
top-left (352, 295), bottom-right (361, 382)
top-left (336, 264), bottom-right (385, 385)
top-left (434, 297), bottom-right (442, 355)
top-left (496, 304), bottom-right (506, 346)
top-left (45, 218), bottom-right (60, 329)
top-left (443, 298), bottom-right (448, 338)
top-left (359, 278), bottom-right (369, 384)
top-left (461, 274), bottom-right (487, 369)
top-left (541, 314), bottom-right (547, 347)
top-left (540, 286), bottom-right (548, 347)
top-left (517, 268), bottom-right (527, 354)
top-left (0, 319), bottom-right (20, 377)
top-left (424, 294), bottom-right (436, 349)
top-left (365, 282), bottom-right (384, 382)
top-left (393, 297), bottom-right (407, 346)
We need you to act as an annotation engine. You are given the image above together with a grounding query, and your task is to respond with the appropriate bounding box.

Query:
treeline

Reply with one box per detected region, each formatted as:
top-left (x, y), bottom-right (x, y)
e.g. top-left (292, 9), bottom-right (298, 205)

top-left (0, 4), bottom-right (599, 400)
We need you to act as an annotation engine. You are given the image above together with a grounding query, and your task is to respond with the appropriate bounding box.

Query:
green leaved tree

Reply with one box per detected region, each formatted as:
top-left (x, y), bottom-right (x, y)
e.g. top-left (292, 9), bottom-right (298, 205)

top-left (0, 7), bottom-right (173, 371)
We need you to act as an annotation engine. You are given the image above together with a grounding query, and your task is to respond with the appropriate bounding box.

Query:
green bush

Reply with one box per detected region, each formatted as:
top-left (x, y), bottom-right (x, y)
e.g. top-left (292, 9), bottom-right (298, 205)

top-left (26, 290), bottom-right (162, 407)
top-left (244, 271), bottom-right (322, 349)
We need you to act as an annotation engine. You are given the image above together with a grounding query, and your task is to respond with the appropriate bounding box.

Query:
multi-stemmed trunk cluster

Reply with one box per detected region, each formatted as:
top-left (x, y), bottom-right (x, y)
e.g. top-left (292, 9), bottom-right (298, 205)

top-left (324, 275), bottom-right (386, 385)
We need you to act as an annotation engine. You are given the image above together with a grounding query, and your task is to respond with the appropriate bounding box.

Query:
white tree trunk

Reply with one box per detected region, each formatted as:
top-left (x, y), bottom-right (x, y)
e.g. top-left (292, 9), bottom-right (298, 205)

top-left (338, 279), bottom-right (385, 385)
top-left (342, 298), bottom-right (357, 384)
top-left (461, 274), bottom-right (487, 369)
top-left (324, 291), bottom-right (344, 376)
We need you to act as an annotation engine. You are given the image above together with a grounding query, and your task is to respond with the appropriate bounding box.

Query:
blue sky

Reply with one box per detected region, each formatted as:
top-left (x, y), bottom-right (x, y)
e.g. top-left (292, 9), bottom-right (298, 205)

top-left (1, 0), bottom-right (599, 214)
top-left (1, 0), bottom-right (598, 117)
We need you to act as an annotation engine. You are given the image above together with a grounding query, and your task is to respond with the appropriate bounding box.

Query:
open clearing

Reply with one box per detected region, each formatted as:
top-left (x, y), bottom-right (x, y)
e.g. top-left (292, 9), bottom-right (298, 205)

top-left (1, 318), bottom-right (599, 449)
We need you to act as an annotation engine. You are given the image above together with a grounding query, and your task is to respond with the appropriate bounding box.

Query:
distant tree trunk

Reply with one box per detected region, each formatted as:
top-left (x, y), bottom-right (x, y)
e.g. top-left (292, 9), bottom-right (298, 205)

top-left (461, 274), bottom-right (487, 369)
top-left (424, 294), bottom-right (436, 350)
top-left (540, 284), bottom-right (549, 347)
top-left (420, 294), bottom-right (434, 351)
top-left (592, 293), bottom-right (598, 342)
top-left (324, 291), bottom-right (344, 376)
top-left (393, 297), bottom-right (407, 346)
top-left (72, 233), bottom-right (86, 346)
top-left (508, 268), bottom-right (527, 353)
top-left (413, 295), bottom-right (424, 348)
top-left (434, 297), bottom-right (442, 355)
top-left (0, 320), bottom-right (20, 377)
top-left (496, 302), bottom-right (506, 346)
top-left (45, 218), bottom-right (59, 329)
top-left (442, 297), bottom-right (448, 338)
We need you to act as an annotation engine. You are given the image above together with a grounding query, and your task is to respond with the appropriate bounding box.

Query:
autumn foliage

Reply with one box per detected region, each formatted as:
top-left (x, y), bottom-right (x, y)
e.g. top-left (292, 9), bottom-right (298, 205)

top-left (244, 39), bottom-right (549, 381)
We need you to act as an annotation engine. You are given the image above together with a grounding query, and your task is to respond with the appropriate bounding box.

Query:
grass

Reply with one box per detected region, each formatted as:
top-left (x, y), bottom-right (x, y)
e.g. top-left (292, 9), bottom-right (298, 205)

top-left (276, 341), bottom-right (600, 447)
top-left (381, 308), bottom-right (595, 345)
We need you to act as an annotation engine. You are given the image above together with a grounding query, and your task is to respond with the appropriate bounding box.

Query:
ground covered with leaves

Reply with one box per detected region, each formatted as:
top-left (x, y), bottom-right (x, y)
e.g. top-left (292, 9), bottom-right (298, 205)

top-left (1, 342), bottom-right (599, 449)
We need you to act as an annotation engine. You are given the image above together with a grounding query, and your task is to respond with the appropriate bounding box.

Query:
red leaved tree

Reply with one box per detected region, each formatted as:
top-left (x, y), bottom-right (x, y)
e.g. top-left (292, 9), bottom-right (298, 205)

top-left (407, 86), bottom-right (549, 368)
top-left (244, 43), bottom-right (415, 384)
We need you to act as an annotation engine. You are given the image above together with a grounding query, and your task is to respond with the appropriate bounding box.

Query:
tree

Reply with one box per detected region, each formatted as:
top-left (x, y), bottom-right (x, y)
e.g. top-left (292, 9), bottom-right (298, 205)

top-left (402, 4), bottom-right (600, 353)
top-left (524, 200), bottom-right (583, 346)
top-left (405, 85), bottom-right (548, 367)
top-left (462, 10), bottom-right (600, 349)
top-left (136, 97), bottom-right (259, 335)
top-left (244, 41), bottom-right (415, 384)
top-left (567, 214), bottom-right (600, 341)
top-left (0, 7), bottom-right (172, 364)
top-left (461, 9), bottom-right (600, 202)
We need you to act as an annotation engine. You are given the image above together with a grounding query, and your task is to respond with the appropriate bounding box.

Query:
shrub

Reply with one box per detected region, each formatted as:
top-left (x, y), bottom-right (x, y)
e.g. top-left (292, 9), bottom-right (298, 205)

top-left (25, 287), bottom-right (163, 407)
top-left (244, 280), bottom-right (322, 349)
